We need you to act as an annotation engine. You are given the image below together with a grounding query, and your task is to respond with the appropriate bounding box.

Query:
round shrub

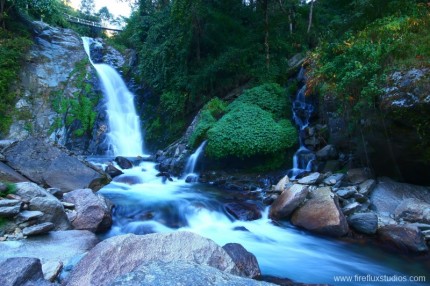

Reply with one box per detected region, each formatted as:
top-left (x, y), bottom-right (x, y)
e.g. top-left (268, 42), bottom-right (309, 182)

top-left (206, 103), bottom-right (297, 159)
top-left (228, 83), bottom-right (291, 119)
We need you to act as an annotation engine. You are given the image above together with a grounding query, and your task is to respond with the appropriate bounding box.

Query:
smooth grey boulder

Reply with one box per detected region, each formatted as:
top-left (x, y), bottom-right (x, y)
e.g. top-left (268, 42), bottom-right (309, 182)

top-left (3, 138), bottom-right (109, 192)
top-left (15, 210), bottom-right (44, 224)
top-left (358, 179), bottom-right (376, 196)
top-left (297, 172), bottom-right (321, 185)
top-left (0, 199), bottom-right (21, 217)
top-left (335, 187), bottom-right (357, 199)
top-left (66, 231), bottom-right (248, 286)
top-left (291, 187), bottom-right (349, 237)
top-left (0, 162), bottom-right (29, 183)
top-left (370, 177), bottom-right (430, 215)
top-left (110, 261), bottom-right (274, 286)
top-left (346, 168), bottom-right (371, 185)
top-left (63, 188), bottom-right (112, 233)
top-left (23, 222), bottom-right (55, 236)
top-left (347, 213), bottom-right (378, 234)
top-left (223, 243), bottom-right (261, 278)
top-left (269, 184), bottom-right (309, 220)
top-left (0, 257), bottom-right (50, 286)
top-left (114, 156), bottom-right (133, 169)
top-left (16, 182), bottom-right (70, 230)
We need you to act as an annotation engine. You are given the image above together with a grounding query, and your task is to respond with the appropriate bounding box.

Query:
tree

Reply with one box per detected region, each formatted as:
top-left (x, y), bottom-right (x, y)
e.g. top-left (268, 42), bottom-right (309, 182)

top-left (80, 0), bottom-right (95, 15)
top-left (98, 6), bottom-right (112, 22)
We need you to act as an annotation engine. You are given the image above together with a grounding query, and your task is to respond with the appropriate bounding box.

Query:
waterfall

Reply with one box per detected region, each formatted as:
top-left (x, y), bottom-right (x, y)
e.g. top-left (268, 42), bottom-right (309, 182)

top-left (183, 140), bottom-right (207, 182)
top-left (82, 37), bottom-right (145, 157)
top-left (289, 69), bottom-right (316, 178)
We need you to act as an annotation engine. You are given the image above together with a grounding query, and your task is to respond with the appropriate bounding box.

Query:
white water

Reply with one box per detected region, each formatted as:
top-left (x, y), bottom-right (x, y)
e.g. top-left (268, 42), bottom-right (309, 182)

top-left (82, 37), bottom-right (144, 156)
top-left (184, 140), bottom-right (207, 177)
top-left (289, 80), bottom-right (316, 178)
top-left (96, 161), bottom-right (429, 285)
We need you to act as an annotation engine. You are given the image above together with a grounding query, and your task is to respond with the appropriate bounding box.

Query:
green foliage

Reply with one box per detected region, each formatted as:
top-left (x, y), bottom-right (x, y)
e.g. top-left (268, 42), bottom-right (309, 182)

top-left (0, 29), bottom-right (32, 136)
top-left (228, 83), bottom-right (290, 119)
top-left (0, 182), bottom-right (16, 197)
top-left (206, 103), bottom-right (297, 159)
top-left (188, 97), bottom-right (227, 148)
top-left (51, 60), bottom-right (99, 137)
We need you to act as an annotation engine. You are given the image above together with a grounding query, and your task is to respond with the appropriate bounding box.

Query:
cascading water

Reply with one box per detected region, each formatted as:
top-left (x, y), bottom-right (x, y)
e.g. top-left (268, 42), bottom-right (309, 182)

top-left (82, 37), bottom-right (144, 156)
top-left (289, 70), bottom-right (316, 178)
top-left (183, 140), bottom-right (207, 182)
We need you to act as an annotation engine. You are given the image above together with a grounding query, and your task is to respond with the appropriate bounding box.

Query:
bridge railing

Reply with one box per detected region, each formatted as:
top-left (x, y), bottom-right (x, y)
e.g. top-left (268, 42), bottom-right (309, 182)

top-left (63, 13), bottom-right (123, 31)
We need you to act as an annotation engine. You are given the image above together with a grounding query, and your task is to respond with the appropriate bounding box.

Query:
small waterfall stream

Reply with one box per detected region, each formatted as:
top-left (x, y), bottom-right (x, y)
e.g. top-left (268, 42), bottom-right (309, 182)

top-left (82, 37), bottom-right (144, 156)
top-left (183, 140), bottom-right (207, 182)
top-left (289, 74), bottom-right (316, 178)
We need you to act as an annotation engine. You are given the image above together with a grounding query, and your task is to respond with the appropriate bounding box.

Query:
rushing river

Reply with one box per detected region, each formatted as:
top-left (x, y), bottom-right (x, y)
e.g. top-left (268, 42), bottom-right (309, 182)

top-left (88, 158), bottom-right (430, 286)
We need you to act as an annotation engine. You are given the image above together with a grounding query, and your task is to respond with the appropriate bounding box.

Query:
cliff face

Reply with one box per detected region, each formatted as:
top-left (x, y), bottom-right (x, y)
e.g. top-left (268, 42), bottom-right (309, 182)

top-left (9, 21), bottom-right (87, 141)
top-left (7, 21), bottom-right (132, 155)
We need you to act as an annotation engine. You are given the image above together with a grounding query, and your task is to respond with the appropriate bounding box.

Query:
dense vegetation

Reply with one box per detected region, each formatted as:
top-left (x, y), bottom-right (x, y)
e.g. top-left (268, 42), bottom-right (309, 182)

top-left (1, 0), bottom-right (429, 172)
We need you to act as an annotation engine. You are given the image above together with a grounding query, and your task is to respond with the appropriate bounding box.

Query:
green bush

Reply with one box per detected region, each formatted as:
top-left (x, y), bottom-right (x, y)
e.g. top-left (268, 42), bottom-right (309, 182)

top-left (228, 83), bottom-right (290, 119)
top-left (206, 103), bottom-right (297, 159)
top-left (188, 97), bottom-right (227, 147)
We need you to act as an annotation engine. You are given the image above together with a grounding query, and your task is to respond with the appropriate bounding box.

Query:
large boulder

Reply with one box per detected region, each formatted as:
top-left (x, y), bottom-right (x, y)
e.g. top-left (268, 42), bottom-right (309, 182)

top-left (0, 162), bottom-right (29, 183)
top-left (16, 182), bottom-right (70, 230)
top-left (291, 187), bottom-right (349, 237)
top-left (0, 257), bottom-right (51, 286)
top-left (66, 231), bottom-right (249, 286)
top-left (222, 243), bottom-right (261, 278)
top-left (110, 261), bottom-right (274, 286)
top-left (63, 188), bottom-right (113, 233)
top-left (3, 138), bottom-right (109, 192)
top-left (370, 177), bottom-right (430, 216)
top-left (347, 212), bottom-right (378, 235)
top-left (269, 184), bottom-right (309, 220)
top-left (225, 202), bottom-right (262, 221)
top-left (377, 224), bottom-right (428, 253)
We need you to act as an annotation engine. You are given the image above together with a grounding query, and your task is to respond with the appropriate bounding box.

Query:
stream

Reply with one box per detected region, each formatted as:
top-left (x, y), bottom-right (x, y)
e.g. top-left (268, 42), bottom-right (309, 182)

top-left (88, 157), bottom-right (429, 285)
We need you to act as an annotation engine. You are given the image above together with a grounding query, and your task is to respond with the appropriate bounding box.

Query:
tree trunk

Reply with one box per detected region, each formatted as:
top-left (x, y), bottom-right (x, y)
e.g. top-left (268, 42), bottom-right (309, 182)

top-left (307, 0), bottom-right (314, 34)
top-left (263, 0), bottom-right (269, 70)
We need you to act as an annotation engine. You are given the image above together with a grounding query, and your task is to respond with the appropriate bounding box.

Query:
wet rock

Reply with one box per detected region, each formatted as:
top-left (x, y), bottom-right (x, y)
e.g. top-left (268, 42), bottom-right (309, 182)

top-left (394, 198), bottom-right (430, 224)
top-left (0, 230), bottom-right (99, 268)
top-left (269, 184), bottom-right (309, 220)
top-left (0, 257), bottom-right (49, 286)
top-left (316, 145), bottom-right (338, 160)
top-left (16, 182), bottom-right (70, 230)
top-left (263, 194), bottom-right (278, 205)
top-left (335, 187), bottom-right (357, 199)
top-left (0, 199), bottom-right (21, 217)
top-left (223, 243), bottom-right (261, 278)
top-left (354, 193), bottom-right (368, 203)
top-left (323, 173), bottom-right (344, 186)
top-left (110, 261), bottom-right (273, 286)
top-left (347, 213), bottom-right (378, 234)
top-left (185, 173), bottom-right (199, 183)
top-left (23, 222), bottom-right (55, 236)
top-left (15, 210), bottom-right (44, 224)
top-left (342, 202), bottom-right (361, 216)
top-left (114, 156), bottom-right (133, 169)
top-left (225, 202), bottom-right (262, 221)
top-left (358, 179), bottom-right (376, 196)
top-left (0, 161), bottom-right (30, 183)
top-left (42, 260), bottom-right (63, 282)
top-left (378, 224), bottom-right (428, 253)
top-left (291, 187), bottom-right (349, 237)
top-left (105, 164), bottom-right (124, 178)
top-left (370, 177), bottom-right (430, 215)
top-left (297, 172), bottom-right (321, 185)
top-left (3, 138), bottom-right (109, 192)
top-left (63, 188), bottom-right (113, 233)
top-left (47, 187), bottom-right (63, 199)
top-left (274, 175), bottom-right (290, 192)
top-left (66, 232), bottom-right (248, 286)
top-left (257, 275), bottom-right (330, 286)
top-left (113, 175), bottom-right (142, 185)
top-left (346, 168), bottom-right (371, 184)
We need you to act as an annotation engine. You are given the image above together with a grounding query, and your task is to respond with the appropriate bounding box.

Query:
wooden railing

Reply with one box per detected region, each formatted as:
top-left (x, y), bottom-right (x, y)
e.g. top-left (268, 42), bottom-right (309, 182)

top-left (63, 14), bottom-right (123, 32)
